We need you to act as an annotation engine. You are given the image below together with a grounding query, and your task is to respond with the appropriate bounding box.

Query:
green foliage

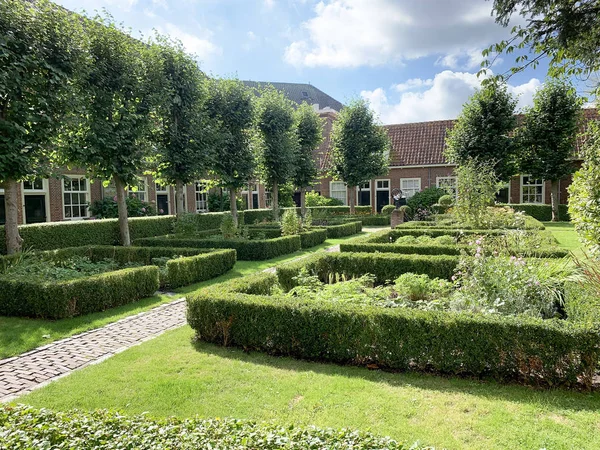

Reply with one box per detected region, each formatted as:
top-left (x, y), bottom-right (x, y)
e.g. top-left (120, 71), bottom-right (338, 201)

top-left (242, 208), bottom-right (275, 224)
top-left (445, 82), bottom-right (518, 182)
top-left (206, 78), bottom-right (255, 192)
top-left (220, 213), bottom-right (237, 239)
top-left (438, 195), bottom-right (454, 207)
top-left (381, 205), bottom-right (397, 215)
top-left (89, 196), bottom-right (156, 219)
top-left (454, 159), bottom-right (502, 228)
top-left (406, 187), bottom-right (446, 214)
top-left (302, 208), bottom-right (313, 228)
top-left (320, 221), bottom-right (363, 238)
top-left (305, 192), bottom-right (343, 206)
top-left (310, 205), bottom-right (372, 216)
top-left (299, 228), bottom-right (327, 248)
top-left (394, 273), bottom-right (453, 303)
top-left (189, 265), bottom-right (599, 388)
top-left (164, 249), bottom-right (236, 289)
top-left (293, 103), bottom-right (323, 190)
top-left (569, 121), bottom-right (600, 254)
top-left (330, 99), bottom-right (390, 188)
top-left (277, 182), bottom-right (296, 208)
top-left (500, 203), bottom-right (570, 222)
top-left (281, 209), bottom-right (301, 236)
top-left (0, 405), bottom-right (415, 450)
top-left (135, 235), bottom-right (302, 261)
top-left (488, 1), bottom-right (600, 91)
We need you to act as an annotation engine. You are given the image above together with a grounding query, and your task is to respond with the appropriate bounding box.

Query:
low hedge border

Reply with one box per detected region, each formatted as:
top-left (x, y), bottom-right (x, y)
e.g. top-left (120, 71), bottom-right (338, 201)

top-left (246, 227), bottom-right (282, 239)
top-left (0, 265), bottom-right (159, 319)
top-left (276, 252), bottom-right (459, 291)
top-left (398, 215), bottom-right (545, 230)
top-left (187, 259), bottom-right (600, 388)
top-left (135, 235), bottom-right (301, 261)
top-left (391, 228), bottom-right (558, 244)
top-left (310, 206), bottom-right (372, 216)
top-left (340, 242), bottom-right (569, 258)
top-left (299, 228), bottom-right (328, 248)
top-left (319, 221), bottom-right (363, 238)
top-left (0, 405), bottom-right (415, 450)
top-left (498, 203), bottom-right (571, 222)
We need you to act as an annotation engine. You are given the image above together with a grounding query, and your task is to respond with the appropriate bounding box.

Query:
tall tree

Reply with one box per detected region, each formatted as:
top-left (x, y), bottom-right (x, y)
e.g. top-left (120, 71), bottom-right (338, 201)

top-left (64, 17), bottom-right (163, 246)
top-left (518, 79), bottom-right (582, 221)
top-left (330, 99), bottom-right (390, 214)
top-left (152, 35), bottom-right (215, 216)
top-left (254, 87), bottom-right (298, 221)
top-left (0, 0), bottom-right (87, 254)
top-left (485, 0), bottom-right (600, 92)
top-left (293, 103), bottom-right (323, 218)
top-left (206, 79), bottom-right (254, 227)
top-left (445, 82), bottom-right (518, 182)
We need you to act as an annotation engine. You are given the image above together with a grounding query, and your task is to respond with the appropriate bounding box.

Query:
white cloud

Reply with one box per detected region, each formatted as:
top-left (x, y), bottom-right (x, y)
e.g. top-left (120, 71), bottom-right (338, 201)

top-left (264, 0), bottom-right (275, 8)
top-left (242, 31), bottom-right (259, 51)
top-left (158, 23), bottom-right (222, 61)
top-left (284, 0), bottom-right (519, 68)
top-left (393, 78), bottom-right (433, 92)
top-left (361, 71), bottom-right (541, 124)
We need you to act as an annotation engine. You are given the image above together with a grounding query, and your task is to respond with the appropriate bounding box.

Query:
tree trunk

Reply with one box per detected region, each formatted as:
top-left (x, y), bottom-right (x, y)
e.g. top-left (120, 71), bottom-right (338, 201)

top-left (175, 179), bottom-right (185, 216)
top-left (229, 188), bottom-right (238, 228)
top-left (349, 185), bottom-right (356, 214)
top-left (114, 176), bottom-right (131, 246)
top-left (4, 179), bottom-right (22, 254)
top-left (272, 181), bottom-right (279, 221)
top-left (550, 180), bottom-right (560, 222)
top-left (300, 187), bottom-right (306, 218)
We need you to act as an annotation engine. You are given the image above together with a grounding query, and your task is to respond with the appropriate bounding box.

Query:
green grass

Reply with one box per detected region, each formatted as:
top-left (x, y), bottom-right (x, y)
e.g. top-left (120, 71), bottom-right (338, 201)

top-left (0, 234), bottom-right (364, 359)
top-left (18, 325), bottom-right (600, 450)
top-left (543, 222), bottom-right (583, 256)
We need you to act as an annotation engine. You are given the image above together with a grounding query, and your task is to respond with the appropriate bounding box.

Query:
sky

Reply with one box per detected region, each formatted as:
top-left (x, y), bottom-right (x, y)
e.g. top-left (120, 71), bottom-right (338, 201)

top-left (53, 0), bottom-right (592, 125)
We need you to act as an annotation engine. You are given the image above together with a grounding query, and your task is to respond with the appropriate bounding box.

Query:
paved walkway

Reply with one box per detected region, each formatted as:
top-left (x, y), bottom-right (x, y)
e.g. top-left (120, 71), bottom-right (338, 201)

top-left (0, 231), bottom-right (383, 403)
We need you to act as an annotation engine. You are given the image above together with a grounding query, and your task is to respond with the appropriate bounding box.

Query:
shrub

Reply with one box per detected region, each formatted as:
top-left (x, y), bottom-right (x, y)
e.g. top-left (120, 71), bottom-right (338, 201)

top-left (305, 191), bottom-right (343, 206)
top-left (188, 269), bottom-right (599, 388)
top-left (89, 196), bottom-right (156, 219)
top-left (242, 208), bottom-right (275, 224)
top-left (0, 405), bottom-right (414, 450)
top-left (135, 235), bottom-right (301, 261)
top-left (220, 213), bottom-right (237, 238)
top-left (165, 249), bottom-right (236, 288)
top-left (302, 208), bottom-right (313, 228)
top-left (438, 195), bottom-right (454, 207)
top-left (407, 187), bottom-right (445, 213)
top-left (281, 209), bottom-right (301, 235)
top-left (173, 212), bottom-right (228, 235)
top-left (245, 226), bottom-right (282, 239)
top-left (497, 203), bottom-right (570, 222)
top-left (350, 215), bottom-right (390, 226)
top-left (299, 228), bottom-right (327, 248)
top-left (320, 221), bottom-right (362, 238)
top-left (309, 206), bottom-right (372, 216)
top-left (381, 204), bottom-right (396, 215)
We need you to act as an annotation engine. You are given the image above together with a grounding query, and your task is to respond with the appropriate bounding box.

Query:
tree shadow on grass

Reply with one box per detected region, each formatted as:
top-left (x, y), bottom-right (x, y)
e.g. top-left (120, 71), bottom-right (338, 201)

top-left (191, 338), bottom-right (600, 413)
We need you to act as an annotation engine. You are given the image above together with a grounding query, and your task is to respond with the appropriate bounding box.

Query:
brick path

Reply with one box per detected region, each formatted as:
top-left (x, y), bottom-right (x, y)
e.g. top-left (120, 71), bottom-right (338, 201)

top-left (0, 298), bottom-right (186, 403)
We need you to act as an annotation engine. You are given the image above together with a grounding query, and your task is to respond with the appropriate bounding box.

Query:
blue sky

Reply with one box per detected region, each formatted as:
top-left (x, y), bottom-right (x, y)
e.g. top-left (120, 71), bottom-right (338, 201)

top-left (53, 0), bottom-right (591, 124)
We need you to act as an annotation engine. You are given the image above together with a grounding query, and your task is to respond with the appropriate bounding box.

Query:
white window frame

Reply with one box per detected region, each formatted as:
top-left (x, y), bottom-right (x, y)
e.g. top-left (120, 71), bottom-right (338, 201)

top-left (128, 177), bottom-right (148, 202)
top-left (21, 178), bottom-right (50, 224)
top-left (195, 181), bottom-right (208, 213)
top-left (330, 181), bottom-right (348, 205)
top-left (520, 175), bottom-right (545, 204)
top-left (436, 176), bottom-right (457, 197)
top-left (155, 183), bottom-right (170, 215)
top-left (375, 179), bottom-right (390, 191)
top-left (264, 190), bottom-right (273, 209)
top-left (62, 175), bottom-right (91, 220)
top-left (356, 181), bottom-right (371, 206)
top-left (400, 178), bottom-right (421, 199)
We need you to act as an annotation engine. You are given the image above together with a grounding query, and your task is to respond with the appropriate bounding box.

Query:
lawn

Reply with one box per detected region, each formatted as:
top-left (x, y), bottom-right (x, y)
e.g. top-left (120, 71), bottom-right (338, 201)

top-left (543, 221), bottom-right (583, 256)
top-left (0, 233), bottom-right (364, 359)
top-left (18, 325), bottom-right (600, 450)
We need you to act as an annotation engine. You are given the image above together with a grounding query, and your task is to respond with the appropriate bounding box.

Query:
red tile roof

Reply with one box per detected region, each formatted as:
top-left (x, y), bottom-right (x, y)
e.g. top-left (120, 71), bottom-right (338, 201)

top-left (383, 107), bottom-right (598, 167)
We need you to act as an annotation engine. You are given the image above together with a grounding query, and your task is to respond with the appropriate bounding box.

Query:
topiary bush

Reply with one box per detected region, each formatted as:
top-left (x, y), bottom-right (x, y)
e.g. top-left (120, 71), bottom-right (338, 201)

top-left (319, 221), bottom-right (362, 238)
top-left (406, 187), bottom-right (445, 214)
top-left (438, 195), bottom-right (454, 207)
top-left (381, 204), bottom-right (396, 215)
top-left (305, 191), bottom-right (343, 206)
top-left (299, 228), bottom-right (327, 248)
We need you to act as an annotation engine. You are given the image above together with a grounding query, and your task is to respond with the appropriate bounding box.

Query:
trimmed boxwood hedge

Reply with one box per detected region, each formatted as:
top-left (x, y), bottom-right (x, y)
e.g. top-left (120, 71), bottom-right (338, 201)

top-left (310, 206), bottom-right (372, 216)
top-left (0, 405), bottom-right (415, 450)
top-left (135, 235), bottom-right (301, 260)
top-left (0, 216), bottom-right (176, 254)
top-left (187, 267), bottom-right (600, 388)
top-left (398, 215), bottom-right (545, 230)
top-left (498, 203), bottom-right (571, 222)
top-left (0, 265), bottom-right (159, 319)
top-left (354, 215), bottom-right (390, 226)
top-left (299, 228), bottom-right (328, 248)
top-left (319, 221), bottom-right (363, 238)
top-left (276, 252), bottom-right (459, 291)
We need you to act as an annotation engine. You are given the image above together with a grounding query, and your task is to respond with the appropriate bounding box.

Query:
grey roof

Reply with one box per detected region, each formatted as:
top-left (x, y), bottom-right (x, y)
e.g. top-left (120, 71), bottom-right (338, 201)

top-left (242, 81), bottom-right (344, 112)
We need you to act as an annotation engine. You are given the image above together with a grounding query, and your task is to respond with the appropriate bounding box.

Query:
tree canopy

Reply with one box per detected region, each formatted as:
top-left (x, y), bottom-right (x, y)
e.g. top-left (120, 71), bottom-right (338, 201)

top-left (445, 82), bottom-right (518, 182)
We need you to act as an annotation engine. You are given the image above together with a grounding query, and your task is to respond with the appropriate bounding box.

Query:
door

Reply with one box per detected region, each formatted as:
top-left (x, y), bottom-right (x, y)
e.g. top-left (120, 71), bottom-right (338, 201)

top-left (0, 195), bottom-right (5, 225)
top-left (24, 195), bottom-right (46, 224)
top-left (358, 189), bottom-right (370, 206)
top-left (252, 193), bottom-right (259, 209)
top-left (376, 191), bottom-right (389, 213)
top-left (157, 194), bottom-right (169, 215)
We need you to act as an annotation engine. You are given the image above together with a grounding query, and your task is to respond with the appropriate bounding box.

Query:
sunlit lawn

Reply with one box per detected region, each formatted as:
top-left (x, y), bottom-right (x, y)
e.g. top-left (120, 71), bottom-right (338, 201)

top-left (0, 234), bottom-right (363, 359)
top-left (18, 325), bottom-right (600, 450)
top-left (543, 221), bottom-right (583, 256)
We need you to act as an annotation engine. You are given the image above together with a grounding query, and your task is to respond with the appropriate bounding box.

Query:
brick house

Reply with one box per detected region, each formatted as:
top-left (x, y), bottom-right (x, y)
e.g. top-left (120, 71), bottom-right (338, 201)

top-left (0, 80), bottom-right (597, 224)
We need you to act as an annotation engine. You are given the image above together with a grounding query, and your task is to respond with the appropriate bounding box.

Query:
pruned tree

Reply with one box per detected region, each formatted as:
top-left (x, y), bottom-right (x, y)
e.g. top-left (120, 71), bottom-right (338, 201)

top-left (293, 103), bottom-right (323, 218)
top-left (206, 79), bottom-right (255, 227)
top-left (484, 0), bottom-right (600, 93)
top-left (254, 87), bottom-right (298, 221)
top-left (152, 35), bottom-right (215, 216)
top-left (518, 79), bottom-right (582, 221)
top-left (64, 16), bottom-right (163, 246)
top-left (445, 82), bottom-right (518, 182)
top-left (330, 99), bottom-right (390, 214)
top-left (0, 0), bottom-right (87, 254)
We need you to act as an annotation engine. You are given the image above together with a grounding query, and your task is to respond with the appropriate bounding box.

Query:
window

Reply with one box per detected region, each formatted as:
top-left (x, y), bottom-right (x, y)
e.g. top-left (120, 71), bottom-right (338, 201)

top-left (195, 181), bottom-right (208, 212)
top-left (357, 181), bottom-right (371, 206)
top-left (400, 178), bottom-right (421, 198)
top-left (23, 179), bottom-right (44, 191)
top-left (63, 176), bottom-right (89, 220)
top-left (496, 183), bottom-right (510, 204)
top-left (155, 183), bottom-right (168, 193)
top-left (521, 176), bottom-right (544, 204)
top-left (376, 180), bottom-right (389, 190)
top-left (437, 176), bottom-right (457, 196)
top-left (330, 181), bottom-right (347, 205)
top-left (129, 177), bottom-right (147, 201)
top-left (265, 190), bottom-right (273, 208)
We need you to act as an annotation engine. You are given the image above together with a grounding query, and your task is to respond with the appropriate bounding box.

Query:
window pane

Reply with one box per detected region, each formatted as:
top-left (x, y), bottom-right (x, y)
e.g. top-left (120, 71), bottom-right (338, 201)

top-left (79, 179), bottom-right (86, 191)
top-left (65, 206), bottom-right (72, 218)
top-left (64, 179), bottom-right (71, 191)
top-left (64, 193), bottom-right (71, 205)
